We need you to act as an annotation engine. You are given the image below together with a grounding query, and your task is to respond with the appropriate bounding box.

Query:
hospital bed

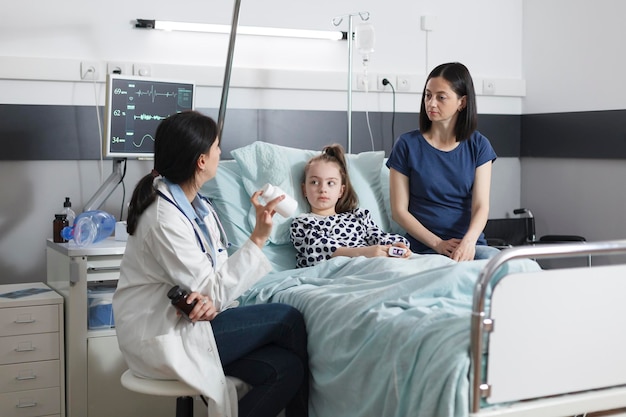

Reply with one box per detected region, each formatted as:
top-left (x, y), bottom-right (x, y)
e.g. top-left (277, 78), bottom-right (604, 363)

top-left (471, 241), bottom-right (626, 417)
top-left (201, 141), bottom-right (626, 417)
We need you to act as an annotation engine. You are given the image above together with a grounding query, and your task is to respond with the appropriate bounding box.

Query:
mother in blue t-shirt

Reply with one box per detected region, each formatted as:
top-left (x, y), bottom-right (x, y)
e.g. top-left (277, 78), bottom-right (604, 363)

top-left (386, 62), bottom-right (500, 261)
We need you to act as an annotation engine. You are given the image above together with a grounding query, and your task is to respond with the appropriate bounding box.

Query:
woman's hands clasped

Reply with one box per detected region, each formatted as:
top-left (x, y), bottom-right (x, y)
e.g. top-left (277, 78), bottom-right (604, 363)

top-left (435, 237), bottom-right (476, 262)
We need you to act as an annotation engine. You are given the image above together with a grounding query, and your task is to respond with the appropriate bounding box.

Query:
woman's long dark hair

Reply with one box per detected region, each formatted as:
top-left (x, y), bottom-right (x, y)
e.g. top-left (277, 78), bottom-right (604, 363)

top-left (419, 62), bottom-right (478, 142)
top-left (303, 144), bottom-right (358, 213)
top-left (126, 110), bottom-right (218, 235)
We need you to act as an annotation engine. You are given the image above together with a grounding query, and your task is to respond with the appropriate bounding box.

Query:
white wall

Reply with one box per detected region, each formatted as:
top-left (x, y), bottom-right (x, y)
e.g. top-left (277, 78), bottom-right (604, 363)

top-left (523, 0), bottom-right (626, 114)
top-left (522, 0), bottom-right (626, 242)
top-left (0, 0), bottom-right (524, 283)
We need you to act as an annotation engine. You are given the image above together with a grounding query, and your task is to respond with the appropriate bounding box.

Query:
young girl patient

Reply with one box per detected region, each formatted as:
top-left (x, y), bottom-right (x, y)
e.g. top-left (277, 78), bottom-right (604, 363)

top-left (290, 144), bottom-right (410, 268)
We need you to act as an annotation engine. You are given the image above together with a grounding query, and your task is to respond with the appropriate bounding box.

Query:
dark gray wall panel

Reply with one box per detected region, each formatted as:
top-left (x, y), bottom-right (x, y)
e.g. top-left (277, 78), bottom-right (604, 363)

top-left (478, 114), bottom-right (521, 158)
top-left (0, 104), bottom-right (102, 160)
top-left (0, 104), bottom-right (521, 160)
top-left (521, 110), bottom-right (626, 158)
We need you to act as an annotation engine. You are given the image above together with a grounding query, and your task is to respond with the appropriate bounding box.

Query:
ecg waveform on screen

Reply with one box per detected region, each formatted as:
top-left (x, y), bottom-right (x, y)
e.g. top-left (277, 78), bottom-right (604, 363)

top-left (134, 85), bottom-right (178, 103)
top-left (132, 134), bottom-right (155, 148)
top-left (107, 77), bottom-right (194, 157)
top-left (133, 114), bottom-right (168, 121)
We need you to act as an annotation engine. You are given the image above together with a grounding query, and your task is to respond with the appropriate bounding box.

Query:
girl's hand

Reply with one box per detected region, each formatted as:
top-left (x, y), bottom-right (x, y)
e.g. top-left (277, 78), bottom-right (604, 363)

top-left (362, 245), bottom-right (391, 258)
top-left (249, 190), bottom-right (284, 248)
top-left (390, 243), bottom-right (411, 258)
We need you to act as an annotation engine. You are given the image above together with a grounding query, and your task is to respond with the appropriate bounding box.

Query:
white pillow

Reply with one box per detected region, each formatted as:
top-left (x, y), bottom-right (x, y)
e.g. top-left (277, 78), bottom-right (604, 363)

top-left (231, 141), bottom-right (389, 245)
top-left (201, 159), bottom-right (299, 271)
top-left (201, 160), bottom-right (251, 251)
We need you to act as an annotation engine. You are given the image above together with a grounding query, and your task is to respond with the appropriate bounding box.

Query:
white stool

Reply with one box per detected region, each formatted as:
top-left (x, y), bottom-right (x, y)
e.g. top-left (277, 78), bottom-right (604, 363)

top-left (121, 369), bottom-right (200, 417)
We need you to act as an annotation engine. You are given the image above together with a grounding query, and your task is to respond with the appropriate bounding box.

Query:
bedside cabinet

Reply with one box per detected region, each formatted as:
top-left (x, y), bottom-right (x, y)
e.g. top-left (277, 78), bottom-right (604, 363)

top-left (0, 282), bottom-right (64, 417)
top-left (47, 238), bottom-right (176, 417)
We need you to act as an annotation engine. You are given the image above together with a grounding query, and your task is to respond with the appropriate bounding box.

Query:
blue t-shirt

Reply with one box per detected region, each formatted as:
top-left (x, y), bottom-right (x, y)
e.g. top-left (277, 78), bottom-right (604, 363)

top-left (386, 130), bottom-right (497, 253)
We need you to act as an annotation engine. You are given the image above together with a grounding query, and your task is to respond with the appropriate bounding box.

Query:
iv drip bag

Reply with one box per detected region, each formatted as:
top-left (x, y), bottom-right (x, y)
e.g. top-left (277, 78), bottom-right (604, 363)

top-left (355, 23), bottom-right (375, 55)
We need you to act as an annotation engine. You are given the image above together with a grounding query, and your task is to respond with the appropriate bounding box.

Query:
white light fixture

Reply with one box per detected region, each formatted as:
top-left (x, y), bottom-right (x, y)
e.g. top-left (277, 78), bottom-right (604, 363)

top-left (135, 19), bottom-right (346, 41)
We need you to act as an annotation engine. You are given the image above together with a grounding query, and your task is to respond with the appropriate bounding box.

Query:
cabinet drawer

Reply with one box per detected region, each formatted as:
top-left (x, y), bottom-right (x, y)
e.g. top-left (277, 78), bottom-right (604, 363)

top-left (0, 386), bottom-right (60, 417)
top-left (0, 360), bottom-right (60, 393)
top-left (0, 305), bottom-right (59, 336)
top-left (0, 333), bottom-right (59, 365)
top-left (86, 256), bottom-right (122, 282)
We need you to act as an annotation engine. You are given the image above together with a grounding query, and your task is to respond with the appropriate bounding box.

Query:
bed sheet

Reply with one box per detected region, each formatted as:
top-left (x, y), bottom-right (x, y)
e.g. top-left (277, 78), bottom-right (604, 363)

top-left (239, 254), bottom-right (541, 417)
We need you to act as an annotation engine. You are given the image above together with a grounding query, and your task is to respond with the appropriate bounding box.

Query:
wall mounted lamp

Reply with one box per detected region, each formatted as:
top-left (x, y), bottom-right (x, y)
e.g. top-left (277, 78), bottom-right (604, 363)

top-left (135, 19), bottom-right (347, 41)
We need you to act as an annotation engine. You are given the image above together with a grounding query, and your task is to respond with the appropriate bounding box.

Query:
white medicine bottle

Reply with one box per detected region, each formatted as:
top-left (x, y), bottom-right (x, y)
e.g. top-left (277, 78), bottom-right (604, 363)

top-left (62, 197), bottom-right (76, 226)
top-left (261, 184), bottom-right (298, 217)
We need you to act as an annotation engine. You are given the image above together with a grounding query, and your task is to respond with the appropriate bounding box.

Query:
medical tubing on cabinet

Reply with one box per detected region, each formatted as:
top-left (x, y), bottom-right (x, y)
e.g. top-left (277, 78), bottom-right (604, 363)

top-left (60, 210), bottom-right (116, 246)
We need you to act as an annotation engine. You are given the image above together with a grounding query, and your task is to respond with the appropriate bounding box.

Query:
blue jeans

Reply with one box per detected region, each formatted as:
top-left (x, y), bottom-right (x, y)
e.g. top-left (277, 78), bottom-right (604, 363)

top-left (474, 244), bottom-right (501, 260)
top-left (418, 244), bottom-right (501, 260)
top-left (211, 303), bottom-right (309, 417)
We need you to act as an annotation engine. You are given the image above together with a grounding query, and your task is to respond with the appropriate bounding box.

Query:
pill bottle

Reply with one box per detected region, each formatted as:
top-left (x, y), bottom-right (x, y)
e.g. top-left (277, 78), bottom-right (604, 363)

top-left (261, 183), bottom-right (298, 217)
top-left (53, 214), bottom-right (69, 243)
top-left (167, 285), bottom-right (197, 319)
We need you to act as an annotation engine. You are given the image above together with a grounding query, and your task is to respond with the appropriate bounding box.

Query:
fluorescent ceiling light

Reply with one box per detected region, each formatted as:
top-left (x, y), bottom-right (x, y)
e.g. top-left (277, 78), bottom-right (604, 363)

top-left (135, 19), bottom-right (346, 41)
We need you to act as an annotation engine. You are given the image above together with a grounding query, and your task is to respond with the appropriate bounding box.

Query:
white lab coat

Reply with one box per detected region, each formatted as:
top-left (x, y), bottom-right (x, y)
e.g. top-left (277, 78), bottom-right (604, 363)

top-left (113, 180), bottom-right (272, 417)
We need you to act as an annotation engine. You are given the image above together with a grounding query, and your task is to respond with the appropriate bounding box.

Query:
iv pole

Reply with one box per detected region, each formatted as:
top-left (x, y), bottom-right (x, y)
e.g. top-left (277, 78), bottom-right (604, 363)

top-left (332, 11), bottom-right (370, 154)
top-left (217, 0), bottom-right (242, 140)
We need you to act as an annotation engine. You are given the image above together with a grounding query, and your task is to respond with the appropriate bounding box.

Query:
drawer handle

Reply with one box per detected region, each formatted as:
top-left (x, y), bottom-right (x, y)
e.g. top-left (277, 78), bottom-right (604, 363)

top-left (14, 313), bottom-right (36, 324)
top-left (17, 400), bottom-right (38, 408)
top-left (15, 342), bottom-right (36, 352)
top-left (15, 347), bottom-right (36, 352)
top-left (16, 375), bottom-right (37, 381)
top-left (88, 266), bottom-right (121, 272)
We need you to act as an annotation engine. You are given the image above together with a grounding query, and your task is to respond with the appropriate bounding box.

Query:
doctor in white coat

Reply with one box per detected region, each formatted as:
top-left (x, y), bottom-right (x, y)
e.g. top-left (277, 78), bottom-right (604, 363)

top-left (113, 111), bottom-right (309, 417)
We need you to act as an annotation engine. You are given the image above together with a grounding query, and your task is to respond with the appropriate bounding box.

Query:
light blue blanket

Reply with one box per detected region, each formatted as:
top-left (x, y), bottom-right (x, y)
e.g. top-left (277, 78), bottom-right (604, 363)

top-left (239, 254), bottom-right (541, 417)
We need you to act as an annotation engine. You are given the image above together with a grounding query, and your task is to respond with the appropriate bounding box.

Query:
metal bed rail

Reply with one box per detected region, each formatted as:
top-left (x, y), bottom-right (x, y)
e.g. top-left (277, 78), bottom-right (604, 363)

top-left (470, 239), bottom-right (626, 414)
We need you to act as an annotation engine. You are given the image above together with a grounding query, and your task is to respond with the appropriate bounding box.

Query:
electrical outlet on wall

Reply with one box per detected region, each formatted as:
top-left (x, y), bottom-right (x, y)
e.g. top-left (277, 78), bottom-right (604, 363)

top-left (107, 62), bottom-right (130, 75)
top-left (355, 74), bottom-right (371, 91)
top-left (396, 75), bottom-right (410, 92)
top-left (378, 75), bottom-right (393, 91)
top-left (133, 64), bottom-right (152, 77)
top-left (483, 79), bottom-right (496, 95)
top-left (80, 61), bottom-right (100, 80)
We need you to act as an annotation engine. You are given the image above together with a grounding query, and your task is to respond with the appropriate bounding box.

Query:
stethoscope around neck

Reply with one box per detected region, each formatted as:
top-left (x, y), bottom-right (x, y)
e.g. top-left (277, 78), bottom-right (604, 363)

top-left (156, 189), bottom-right (231, 263)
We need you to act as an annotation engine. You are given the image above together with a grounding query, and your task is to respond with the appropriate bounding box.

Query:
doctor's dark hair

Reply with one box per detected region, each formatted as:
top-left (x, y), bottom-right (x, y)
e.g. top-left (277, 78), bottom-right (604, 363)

top-left (126, 111), bottom-right (218, 235)
top-left (419, 62), bottom-right (477, 142)
top-left (302, 144), bottom-right (358, 213)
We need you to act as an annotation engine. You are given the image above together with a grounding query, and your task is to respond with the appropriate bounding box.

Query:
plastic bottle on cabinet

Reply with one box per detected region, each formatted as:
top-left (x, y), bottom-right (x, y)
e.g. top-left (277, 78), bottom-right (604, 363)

top-left (62, 197), bottom-right (76, 226)
top-left (60, 210), bottom-right (116, 246)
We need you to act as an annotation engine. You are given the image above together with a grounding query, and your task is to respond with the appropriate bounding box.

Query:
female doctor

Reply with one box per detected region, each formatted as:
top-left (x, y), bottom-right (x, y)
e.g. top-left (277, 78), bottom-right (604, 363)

top-left (113, 111), bottom-right (309, 417)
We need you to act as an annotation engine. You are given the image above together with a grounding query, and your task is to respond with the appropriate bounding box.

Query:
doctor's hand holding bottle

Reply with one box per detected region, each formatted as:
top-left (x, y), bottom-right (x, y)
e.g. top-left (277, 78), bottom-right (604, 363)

top-left (249, 189), bottom-right (285, 249)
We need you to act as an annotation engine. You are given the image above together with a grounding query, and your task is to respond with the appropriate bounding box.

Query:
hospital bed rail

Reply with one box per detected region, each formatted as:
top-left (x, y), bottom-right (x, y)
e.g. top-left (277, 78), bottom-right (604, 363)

top-left (470, 239), bottom-right (626, 415)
